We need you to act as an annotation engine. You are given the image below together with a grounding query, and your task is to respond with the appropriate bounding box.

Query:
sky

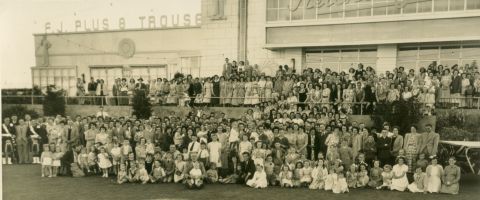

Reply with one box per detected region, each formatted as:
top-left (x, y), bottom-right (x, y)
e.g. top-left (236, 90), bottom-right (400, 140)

top-left (0, 0), bottom-right (201, 89)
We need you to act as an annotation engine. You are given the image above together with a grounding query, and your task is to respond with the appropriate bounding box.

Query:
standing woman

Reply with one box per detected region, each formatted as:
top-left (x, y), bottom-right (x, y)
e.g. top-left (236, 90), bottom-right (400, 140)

top-left (264, 76), bottom-right (273, 103)
top-left (450, 70), bottom-right (462, 108)
top-left (202, 78), bottom-right (213, 106)
top-left (250, 77), bottom-right (260, 106)
top-left (298, 82), bottom-right (308, 109)
top-left (425, 156), bottom-right (443, 193)
top-left (76, 77), bottom-right (86, 105)
top-left (166, 79), bottom-right (177, 105)
top-left (386, 83), bottom-right (400, 103)
top-left (440, 157), bottom-right (461, 195)
top-left (212, 75), bottom-right (221, 106)
top-left (119, 78), bottom-right (129, 105)
top-left (231, 78), bottom-right (241, 106)
top-left (439, 69), bottom-right (452, 105)
top-left (224, 78), bottom-right (234, 106)
top-left (460, 73), bottom-right (471, 107)
top-left (258, 76), bottom-right (266, 103)
top-left (219, 76), bottom-right (228, 105)
top-left (128, 78), bottom-right (136, 105)
top-left (403, 125), bottom-right (421, 173)
top-left (84, 123), bottom-right (97, 151)
top-left (244, 77), bottom-right (253, 106)
top-left (321, 83), bottom-right (331, 109)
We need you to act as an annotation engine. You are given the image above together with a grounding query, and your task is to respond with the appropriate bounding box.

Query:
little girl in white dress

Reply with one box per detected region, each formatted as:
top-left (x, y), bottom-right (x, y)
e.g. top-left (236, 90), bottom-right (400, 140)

top-left (246, 164), bottom-right (268, 189)
top-left (97, 147), bottom-right (112, 178)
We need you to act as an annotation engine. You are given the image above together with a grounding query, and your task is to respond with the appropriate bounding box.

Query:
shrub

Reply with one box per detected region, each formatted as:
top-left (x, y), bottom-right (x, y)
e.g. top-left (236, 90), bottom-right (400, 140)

top-left (131, 90), bottom-right (152, 119)
top-left (2, 105), bottom-right (40, 119)
top-left (371, 99), bottom-right (423, 134)
top-left (43, 87), bottom-right (66, 116)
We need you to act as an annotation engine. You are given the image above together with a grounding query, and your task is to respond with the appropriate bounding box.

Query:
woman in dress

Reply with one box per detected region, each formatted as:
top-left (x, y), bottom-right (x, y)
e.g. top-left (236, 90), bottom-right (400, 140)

top-left (212, 75), bottom-right (221, 106)
top-left (219, 77), bottom-right (228, 105)
top-left (426, 156), bottom-right (443, 193)
top-left (460, 73), bottom-right (471, 107)
top-left (128, 78), bottom-right (136, 105)
top-left (257, 76), bottom-right (266, 103)
top-left (202, 78), bottom-right (214, 106)
top-left (386, 83), bottom-right (400, 103)
top-left (321, 83), bottom-right (331, 108)
top-left (264, 76), bottom-right (273, 102)
top-left (250, 77), bottom-right (260, 105)
top-left (166, 79), bottom-right (177, 105)
top-left (440, 157), bottom-right (461, 195)
top-left (232, 78), bottom-right (245, 106)
top-left (403, 125), bottom-right (421, 173)
top-left (223, 78), bottom-right (234, 106)
top-left (391, 156), bottom-right (409, 191)
top-left (440, 69), bottom-right (452, 104)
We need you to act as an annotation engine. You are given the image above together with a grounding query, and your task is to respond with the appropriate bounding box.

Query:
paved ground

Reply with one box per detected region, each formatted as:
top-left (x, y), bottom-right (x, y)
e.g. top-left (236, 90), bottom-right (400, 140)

top-left (2, 165), bottom-right (480, 200)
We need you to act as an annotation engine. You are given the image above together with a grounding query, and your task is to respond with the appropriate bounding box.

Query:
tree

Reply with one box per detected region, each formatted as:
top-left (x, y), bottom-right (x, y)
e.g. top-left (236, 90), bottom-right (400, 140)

top-left (43, 86), bottom-right (66, 116)
top-left (371, 99), bottom-right (422, 134)
top-left (131, 90), bottom-right (152, 119)
top-left (2, 105), bottom-right (40, 119)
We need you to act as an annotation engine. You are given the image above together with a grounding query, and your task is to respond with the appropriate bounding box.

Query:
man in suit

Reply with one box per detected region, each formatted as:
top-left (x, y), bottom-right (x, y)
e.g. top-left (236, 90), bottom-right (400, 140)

top-left (15, 119), bottom-right (29, 164)
top-left (419, 124), bottom-right (439, 157)
top-left (135, 77), bottom-right (148, 97)
top-left (63, 119), bottom-right (79, 149)
top-left (315, 124), bottom-right (329, 157)
top-left (307, 129), bottom-right (320, 160)
top-left (183, 152), bottom-right (206, 189)
top-left (241, 152), bottom-right (256, 183)
top-left (376, 129), bottom-right (393, 166)
top-left (112, 121), bottom-right (126, 142)
top-left (112, 78), bottom-right (121, 106)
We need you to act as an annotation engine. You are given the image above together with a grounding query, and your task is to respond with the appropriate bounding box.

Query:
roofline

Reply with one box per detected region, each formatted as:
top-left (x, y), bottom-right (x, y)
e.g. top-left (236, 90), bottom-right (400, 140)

top-left (33, 25), bottom-right (201, 36)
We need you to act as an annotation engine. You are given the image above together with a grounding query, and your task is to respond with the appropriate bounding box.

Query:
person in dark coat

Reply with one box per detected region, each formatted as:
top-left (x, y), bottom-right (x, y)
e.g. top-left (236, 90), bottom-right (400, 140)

top-left (315, 124), bottom-right (329, 158)
top-left (240, 152), bottom-right (256, 183)
top-left (376, 129), bottom-right (393, 167)
top-left (306, 129), bottom-right (320, 160)
top-left (212, 75), bottom-right (221, 106)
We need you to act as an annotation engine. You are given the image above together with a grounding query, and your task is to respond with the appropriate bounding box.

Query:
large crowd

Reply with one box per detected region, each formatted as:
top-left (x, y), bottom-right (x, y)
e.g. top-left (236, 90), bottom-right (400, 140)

top-left (2, 103), bottom-right (461, 194)
top-left (75, 60), bottom-right (480, 113)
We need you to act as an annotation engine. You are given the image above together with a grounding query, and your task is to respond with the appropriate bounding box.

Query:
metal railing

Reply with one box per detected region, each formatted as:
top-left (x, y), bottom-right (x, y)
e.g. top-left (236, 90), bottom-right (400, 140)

top-left (2, 95), bottom-right (478, 110)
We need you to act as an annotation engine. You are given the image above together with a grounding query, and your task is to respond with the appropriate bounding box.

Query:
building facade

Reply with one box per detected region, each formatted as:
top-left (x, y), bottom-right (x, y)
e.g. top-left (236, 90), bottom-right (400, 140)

top-left (32, 0), bottom-right (480, 96)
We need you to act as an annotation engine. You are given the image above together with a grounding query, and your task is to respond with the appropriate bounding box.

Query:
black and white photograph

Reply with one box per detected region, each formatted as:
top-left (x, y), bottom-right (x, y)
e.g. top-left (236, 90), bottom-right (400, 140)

top-left (1, 0), bottom-right (480, 199)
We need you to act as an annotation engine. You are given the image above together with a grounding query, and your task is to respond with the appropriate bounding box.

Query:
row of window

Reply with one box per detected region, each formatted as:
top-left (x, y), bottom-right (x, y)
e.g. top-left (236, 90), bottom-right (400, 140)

top-left (266, 0), bottom-right (480, 21)
top-left (304, 44), bottom-right (480, 72)
top-left (31, 57), bottom-right (201, 95)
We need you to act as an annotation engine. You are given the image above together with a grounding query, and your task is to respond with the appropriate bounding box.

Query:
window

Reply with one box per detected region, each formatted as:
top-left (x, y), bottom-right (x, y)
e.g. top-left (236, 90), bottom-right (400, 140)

top-left (305, 48), bottom-right (378, 72)
top-left (130, 66), bottom-right (167, 83)
top-left (180, 56), bottom-right (201, 77)
top-left (397, 42), bottom-right (480, 70)
top-left (31, 67), bottom-right (77, 96)
top-left (266, 0), bottom-right (480, 22)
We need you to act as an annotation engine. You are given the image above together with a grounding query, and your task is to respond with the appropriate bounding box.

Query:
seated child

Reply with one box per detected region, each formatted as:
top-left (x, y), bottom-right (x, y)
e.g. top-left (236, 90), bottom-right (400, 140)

top-left (377, 164), bottom-right (393, 190)
top-left (150, 160), bottom-right (166, 183)
top-left (117, 163), bottom-right (128, 184)
top-left (292, 161), bottom-right (303, 187)
top-left (137, 162), bottom-right (150, 184)
top-left (127, 163), bottom-right (138, 183)
top-left (324, 168), bottom-right (337, 191)
top-left (188, 162), bottom-right (204, 188)
top-left (356, 163), bottom-right (369, 188)
top-left (77, 147), bottom-right (89, 173)
top-left (346, 164), bottom-right (358, 188)
top-left (333, 172), bottom-right (349, 194)
top-left (264, 155), bottom-right (277, 186)
top-left (309, 159), bottom-right (327, 190)
top-left (174, 154), bottom-right (186, 183)
top-left (416, 154), bottom-right (428, 171)
top-left (368, 160), bottom-right (383, 188)
top-left (246, 164), bottom-right (268, 189)
top-left (163, 153), bottom-right (175, 183)
top-left (206, 163), bottom-right (219, 183)
top-left (407, 167), bottom-right (426, 193)
top-left (87, 146), bottom-right (98, 174)
top-left (279, 165), bottom-right (293, 188)
top-left (300, 160), bottom-right (313, 187)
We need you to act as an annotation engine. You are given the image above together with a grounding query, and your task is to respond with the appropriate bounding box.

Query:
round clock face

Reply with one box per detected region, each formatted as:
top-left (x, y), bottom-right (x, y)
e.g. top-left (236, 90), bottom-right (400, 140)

top-left (118, 38), bottom-right (135, 58)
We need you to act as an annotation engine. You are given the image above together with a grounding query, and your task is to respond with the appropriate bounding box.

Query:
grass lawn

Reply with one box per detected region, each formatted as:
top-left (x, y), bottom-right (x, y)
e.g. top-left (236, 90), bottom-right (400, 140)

top-left (2, 165), bottom-right (480, 200)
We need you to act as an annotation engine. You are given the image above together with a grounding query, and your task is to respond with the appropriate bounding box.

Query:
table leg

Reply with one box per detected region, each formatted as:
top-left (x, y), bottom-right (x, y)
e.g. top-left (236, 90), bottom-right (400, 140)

top-left (465, 147), bottom-right (476, 174)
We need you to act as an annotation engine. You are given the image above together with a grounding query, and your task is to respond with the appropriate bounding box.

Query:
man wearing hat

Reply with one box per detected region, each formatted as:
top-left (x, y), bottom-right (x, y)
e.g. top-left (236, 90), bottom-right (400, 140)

top-left (135, 77), bottom-right (148, 96)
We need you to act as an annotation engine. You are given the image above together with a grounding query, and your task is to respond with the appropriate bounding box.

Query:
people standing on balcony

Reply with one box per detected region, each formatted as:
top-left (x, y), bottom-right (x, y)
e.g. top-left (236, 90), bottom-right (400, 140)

top-left (87, 77), bottom-right (97, 105)
top-left (450, 70), bottom-right (462, 108)
top-left (112, 78), bottom-right (121, 106)
top-left (119, 78), bottom-right (129, 105)
top-left (212, 75), bottom-right (221, 106)
top-left (127, 78), bottom-right (136, 105)
top-left (96, 79), bottom-right (108, 106)
top-left (76, 77), bottom-right (86, 105)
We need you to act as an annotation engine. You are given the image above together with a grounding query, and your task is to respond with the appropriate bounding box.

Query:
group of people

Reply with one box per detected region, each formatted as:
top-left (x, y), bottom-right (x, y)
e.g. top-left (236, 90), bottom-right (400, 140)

top-left (2, 103), bottom-right (461, 194)
top-left (75, 60), bottom-right (480, 115)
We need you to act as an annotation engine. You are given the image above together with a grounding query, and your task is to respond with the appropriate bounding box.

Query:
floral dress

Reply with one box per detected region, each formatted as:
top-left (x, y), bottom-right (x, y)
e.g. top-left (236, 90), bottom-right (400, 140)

top-left (265, 80), bottom-right (273, 102)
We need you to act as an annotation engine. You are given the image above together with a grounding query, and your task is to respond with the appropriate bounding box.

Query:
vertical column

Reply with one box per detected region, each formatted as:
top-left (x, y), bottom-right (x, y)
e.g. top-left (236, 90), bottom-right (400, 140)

top-left (238, 0), bottom-right (248, 62)
top-left (376, 44), bottom-right (398, 74)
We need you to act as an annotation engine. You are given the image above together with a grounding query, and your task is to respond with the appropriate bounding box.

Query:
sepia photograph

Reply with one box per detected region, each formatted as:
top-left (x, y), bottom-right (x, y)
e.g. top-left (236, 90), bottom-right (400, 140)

top-left (1, 0), bottom-right (480, 199)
